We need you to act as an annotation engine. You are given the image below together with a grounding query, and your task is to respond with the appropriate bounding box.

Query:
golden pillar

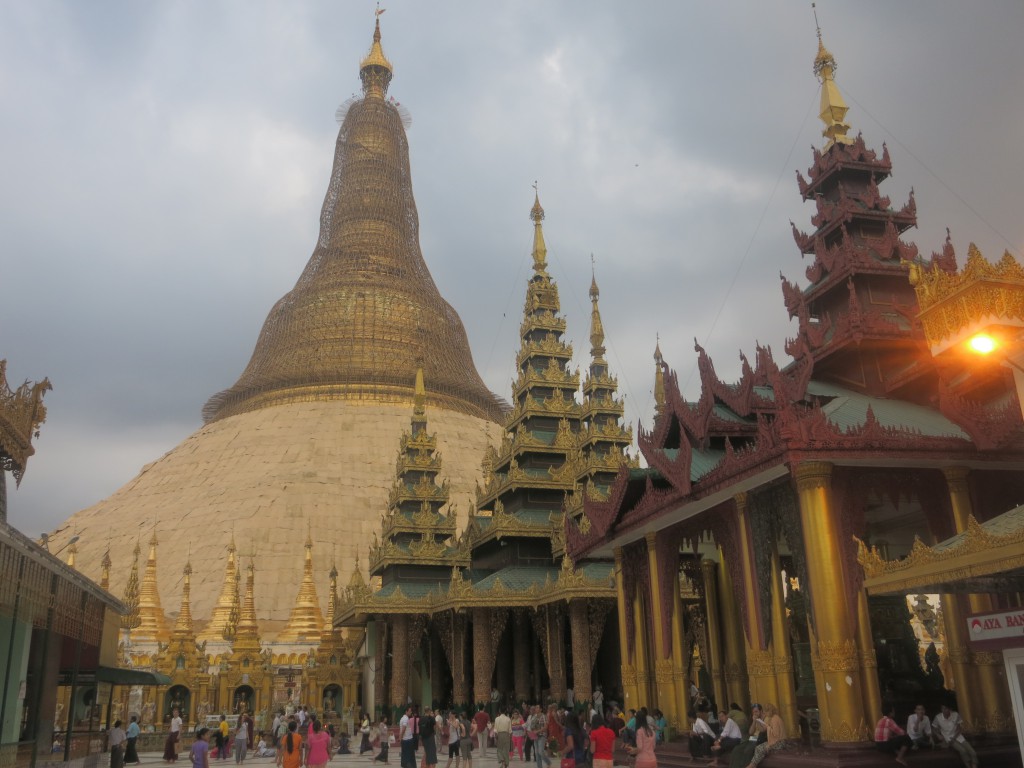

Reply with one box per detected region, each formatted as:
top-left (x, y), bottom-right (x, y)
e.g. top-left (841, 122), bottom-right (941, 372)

top-left (794, 461), bottom-right (867, 743)
top-left (569, 600), bottom-right (593, 707)
top-left (943, 467), bottom-right (1010, 733)
top-left (735, 493), bottom-right (776, 708)
top-left (633, 593), bottom-right (653, 707)
top-left (670, 570), bottom-right (690, 729)
top-left (472, 608), bottom-right (492, 705)
top-left (717, 551), bottom-right (749, 709)
top-left (614, 547), bottom-right (639, 708)
top-left (854, 589), bottom-right (881, 726)
top-left (390, 614), bottom-right (410, 708)
top-left (768, 550), bottom-right (798, 731)
top-left (700, 558), bottom-right (727, 713)
top-left (646, 533), bottom-right (677, 725)
top-left (513, 611), bottom-right (530, 703)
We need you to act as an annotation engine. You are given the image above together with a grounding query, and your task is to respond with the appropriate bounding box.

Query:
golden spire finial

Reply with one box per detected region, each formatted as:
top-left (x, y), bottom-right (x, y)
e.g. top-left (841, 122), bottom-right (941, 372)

top-left (100, 544), bottom-right (112, 591)
top-left (121, 540), bottom-right (141, 631)
top-left (66, 537), bottom-right (78, 568)
top-left (811, 4), bottom-right (853, 148)
top-left (530, 183), bottom-right (548, 273)
top-left (414, 367), bottom-right (426, 416)
top-left (360, 9), bottom-right (393, 98)
top-left (654, 336), bottom-right (666, 415)
top-left (137, 525), bottom-right (170, 642)
top-left (198, 534), bottom-right (240, 643)
top-left (235, 558), bottom-right (259, 641)
top-left (589, 258), bottom-right (606, 360)
top-left (278, 528), bottom-right (324, 642)
top-left (173, 551), bottom-right (194, 638)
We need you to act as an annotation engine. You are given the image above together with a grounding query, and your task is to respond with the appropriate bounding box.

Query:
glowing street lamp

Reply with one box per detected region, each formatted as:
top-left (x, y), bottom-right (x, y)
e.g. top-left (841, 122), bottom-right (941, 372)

top-left (908, 244), bottom-right (1024, 417)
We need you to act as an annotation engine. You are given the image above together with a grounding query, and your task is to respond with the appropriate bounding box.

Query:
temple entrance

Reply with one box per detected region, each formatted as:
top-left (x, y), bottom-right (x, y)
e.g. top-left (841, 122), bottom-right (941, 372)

top-left (322, 685), bottom-right (342, 716)
top-left (165, 686), bottom-right (190, 723)
top-left (233, 685), bottom-right (255, 715)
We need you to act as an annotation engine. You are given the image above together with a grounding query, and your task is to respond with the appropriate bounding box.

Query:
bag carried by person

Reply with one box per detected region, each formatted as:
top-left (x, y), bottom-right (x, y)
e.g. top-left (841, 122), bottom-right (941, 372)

top-left (560, 759), bottom-right (575, 768)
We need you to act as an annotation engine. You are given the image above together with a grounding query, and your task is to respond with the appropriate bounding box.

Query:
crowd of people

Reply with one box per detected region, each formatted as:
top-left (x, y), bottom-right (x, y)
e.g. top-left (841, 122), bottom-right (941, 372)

top-left (113, 689), bottom-right (982, 768)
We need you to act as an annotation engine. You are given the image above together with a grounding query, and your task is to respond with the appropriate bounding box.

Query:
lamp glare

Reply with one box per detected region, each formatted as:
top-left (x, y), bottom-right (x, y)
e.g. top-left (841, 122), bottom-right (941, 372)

top-left (968, 333), bottom-right (997, 355)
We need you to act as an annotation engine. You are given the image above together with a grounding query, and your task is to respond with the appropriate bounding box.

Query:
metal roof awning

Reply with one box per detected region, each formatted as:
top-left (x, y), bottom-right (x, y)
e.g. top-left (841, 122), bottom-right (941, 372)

top-left (59, 666), bottom-right (171, 686)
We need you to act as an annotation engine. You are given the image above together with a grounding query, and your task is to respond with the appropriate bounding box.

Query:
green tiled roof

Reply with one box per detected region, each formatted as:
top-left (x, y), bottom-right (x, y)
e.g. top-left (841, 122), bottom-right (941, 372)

top-left (375, 581), bottom-right (443, 599)
top-left (472, 566), bottom-right (556, 592)
top-left (933, 504), bottom-right (1024, 552)
top-left (806, 380), bottom-right (970, 439)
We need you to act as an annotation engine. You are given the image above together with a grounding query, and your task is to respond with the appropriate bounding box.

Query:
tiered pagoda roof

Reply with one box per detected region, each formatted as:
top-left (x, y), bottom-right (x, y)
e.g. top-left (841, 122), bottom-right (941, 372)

top-left (469, 193), bottom-right (582, 549)
top-left (368, 368), bottom-right (469, 575)
top-left (566, 31), bottom-right (1024, 562)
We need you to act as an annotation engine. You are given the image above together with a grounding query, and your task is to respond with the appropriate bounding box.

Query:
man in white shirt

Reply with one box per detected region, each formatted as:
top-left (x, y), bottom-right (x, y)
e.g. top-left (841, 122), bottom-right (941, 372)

top-left (493, 710), bottom-right (512, 768)
top-left (933, 705), bottom-right (978, 768)
top-left (400, 707), bottom-right (416, 768)
top-left (711, 711), bottom-right (742, 759)
top-left (906, 705), bottom-right (934, 749)
top-left (688, 710), bottom-right (715, 758)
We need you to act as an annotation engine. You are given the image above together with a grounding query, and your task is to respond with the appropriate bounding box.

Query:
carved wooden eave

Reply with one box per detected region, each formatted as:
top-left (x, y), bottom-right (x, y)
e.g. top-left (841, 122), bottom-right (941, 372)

top-left (858, 511), bottom-right (1024, 596)
top-left (0, 361), bottom-right (51, 484)
top-left (796, 134), bottom-right (892, 199)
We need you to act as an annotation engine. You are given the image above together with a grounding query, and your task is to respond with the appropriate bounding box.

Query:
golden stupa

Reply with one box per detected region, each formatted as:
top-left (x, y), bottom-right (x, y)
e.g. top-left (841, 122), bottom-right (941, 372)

top-left (48, 18), bottom-right (504, 637)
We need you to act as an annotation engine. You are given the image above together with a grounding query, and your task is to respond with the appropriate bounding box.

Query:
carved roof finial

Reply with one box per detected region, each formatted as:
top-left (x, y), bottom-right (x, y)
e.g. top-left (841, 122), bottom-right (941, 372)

top-left (360, 9), bottom-right (393, 98)
top-left (811, 5), bottom-right (853, 148)
top-left (654, 336), bottom-right (666, 415)
top-left (589, 259), bottom-right (606, 360)
top-left (530, 183), bottom-right (548, 273)
top-left (414, 366), bottom-right (426, 416)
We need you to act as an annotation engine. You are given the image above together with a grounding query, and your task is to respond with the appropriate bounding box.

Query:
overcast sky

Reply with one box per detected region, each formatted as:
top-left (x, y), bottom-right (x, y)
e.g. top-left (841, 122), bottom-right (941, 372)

top-left (3, 1), bottom-right (1023, 538)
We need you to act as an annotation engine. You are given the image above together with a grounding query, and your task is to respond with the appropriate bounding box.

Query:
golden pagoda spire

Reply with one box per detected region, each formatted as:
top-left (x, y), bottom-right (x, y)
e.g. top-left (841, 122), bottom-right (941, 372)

top-left (360, 11), bottom-right (393, 99)
top-left (100, 544), bottom-right (112, 592)
top-left (531, 185), bottom-right (548, 274)
top-left (236, 559), bottom-right (259, 641)
top-left (654, 337), bottom-right (666, 415)
top-left (413, 366), bottom-right (427, 417)
top-left (277, 528), bottom-right (325, 642)
top-left (121, 539), bottom-right (141, 631)
top-left (201, 5), bottom-right (503, 426)
top-left (198, 534), bottom-right (239, 642)
top-left (589, 259), bottom-right (606, 361)
top-left (324, 561), bottom-right (340, 635)
top-left (172, 555), bottom-right (194, 639)
top-left (812, 8), bottom-right (853, 148)
top-left (135, 529), bottom-right (170, 643)
top-left (66, 538), bottom-right (78, 568)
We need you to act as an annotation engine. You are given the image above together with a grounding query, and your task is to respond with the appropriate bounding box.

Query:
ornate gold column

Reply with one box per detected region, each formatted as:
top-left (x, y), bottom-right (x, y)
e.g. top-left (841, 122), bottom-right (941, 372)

top-left (854, 589), bottom-right (881, 727)
top-left (633, 594), bottom-right (652, 707)
top-left (768, 551), bottom-right (797, 731)
top-left (472, 608), bottom-right (492, 705)
top-left (700, 558), bottom-right (727, 713)
top-left (717, 551), bottom-right (749, 709)
top-left (943, 467), bottom-right (1011, 733)
top-left (614, 547), bottom-right (639, 708)
top-left (569, 600), bottom-right (592, 707)
top-left (794, 462), bottom-right (868, 743)
top-left (513, 611), bottom-right (530, 703)
top-left (735, 493), bottom-right (776, 708)
top-left (547, 606), bottom-right (568, 704)
top-left (390, 614), bottom-right (410, 708)
top-left (646, 533), bottom-right (677, 725)
top-left (670, 569), bottom-right (690, 728)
